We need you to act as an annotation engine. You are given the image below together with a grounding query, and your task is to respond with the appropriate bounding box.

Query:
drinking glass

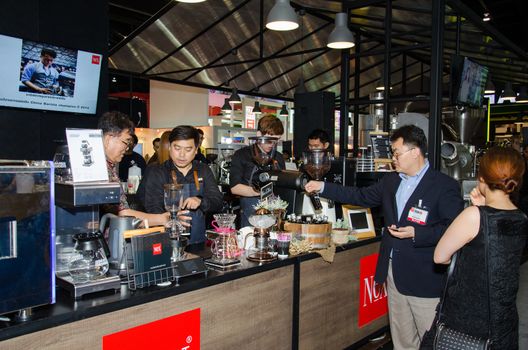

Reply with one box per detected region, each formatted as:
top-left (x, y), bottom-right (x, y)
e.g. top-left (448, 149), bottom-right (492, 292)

top-left (164, 184), bottom-right (183, 237)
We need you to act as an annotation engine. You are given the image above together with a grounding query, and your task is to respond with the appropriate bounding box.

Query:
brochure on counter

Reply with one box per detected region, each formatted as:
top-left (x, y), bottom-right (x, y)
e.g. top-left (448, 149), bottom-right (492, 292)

top-left (65, 128), bottom-right (108, 182)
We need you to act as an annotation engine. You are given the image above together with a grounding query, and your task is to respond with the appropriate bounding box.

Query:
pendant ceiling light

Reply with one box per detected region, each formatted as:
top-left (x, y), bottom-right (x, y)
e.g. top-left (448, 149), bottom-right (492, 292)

top-left (327, 12), bottom-right (355, 49)
top-left (517, 86), bottom-right (528, 103)
top-left (501, 82), bottom-right (516, 100)
top-left (484, 75), bottom-right (495, 94)
top-left (375, 78), bottom-right (392, 91)
top-left (221, 98), bottom-right (232, 113)
top-left (253, 101), bottom-right (262, 115)
top-left (266, 0), bottom-right (299, 31)
top-left (228, 50), bottom-right (242, 104)
top-left (279, 104), bottom-right (289, 117)
top-left (229, 88), bottom-right (242, 104)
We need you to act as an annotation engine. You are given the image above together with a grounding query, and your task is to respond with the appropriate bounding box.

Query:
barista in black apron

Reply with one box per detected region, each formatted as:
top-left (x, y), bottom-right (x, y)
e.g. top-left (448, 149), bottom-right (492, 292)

top-left (138, 126), bottom-right (224, 243)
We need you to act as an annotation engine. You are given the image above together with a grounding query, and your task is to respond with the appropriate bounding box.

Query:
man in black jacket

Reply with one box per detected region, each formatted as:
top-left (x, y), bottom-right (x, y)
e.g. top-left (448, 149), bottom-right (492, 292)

top-left (140, 126), bottom-right (223, 244)
top-left (305, 125), bottom-right (464, 349)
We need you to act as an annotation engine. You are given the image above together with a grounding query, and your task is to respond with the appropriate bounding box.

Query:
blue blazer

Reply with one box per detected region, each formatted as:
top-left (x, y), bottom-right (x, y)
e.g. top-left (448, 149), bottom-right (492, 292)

top-left (322, 168), bottom-right (464, 298)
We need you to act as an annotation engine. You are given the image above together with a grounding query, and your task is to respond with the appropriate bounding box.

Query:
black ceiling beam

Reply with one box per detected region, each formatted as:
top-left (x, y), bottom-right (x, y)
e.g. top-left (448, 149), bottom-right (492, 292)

top-left (181, 31), bottom-right (264, 81)
top-left (142, 0), bottom-right (252, 75)
top-left (255, 49), bottom-right (330, 91)
top-left (109, 0), bottom-right (176, 56)
top-left (221, 19), bottom-right (332, 87)
top-left (148, 47), bottom-right (328, 77)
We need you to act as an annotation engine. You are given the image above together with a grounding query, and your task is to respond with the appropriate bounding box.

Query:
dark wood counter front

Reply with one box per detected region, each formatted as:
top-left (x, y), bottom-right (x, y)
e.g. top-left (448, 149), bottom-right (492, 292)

top-left (0, 238), bottom-right (387, 349)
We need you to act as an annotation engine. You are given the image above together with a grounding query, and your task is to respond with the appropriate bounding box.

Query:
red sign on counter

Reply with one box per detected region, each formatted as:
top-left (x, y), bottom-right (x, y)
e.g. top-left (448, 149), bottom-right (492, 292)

top-left (358, 254), bottom-right (388, 327)
top-left (103, 308), bottom-right (200, 350)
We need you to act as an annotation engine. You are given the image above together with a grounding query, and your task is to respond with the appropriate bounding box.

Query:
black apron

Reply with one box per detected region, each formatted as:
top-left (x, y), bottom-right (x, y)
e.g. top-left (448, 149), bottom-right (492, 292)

top-left (182, 170), bottom-right (206, 244)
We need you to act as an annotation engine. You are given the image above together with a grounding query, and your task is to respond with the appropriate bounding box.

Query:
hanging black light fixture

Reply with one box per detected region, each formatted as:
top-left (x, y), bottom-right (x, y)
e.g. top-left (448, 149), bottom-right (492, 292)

top-left (221, 98), bottom-right (232, 114)
top-left (253, 101), bottom-right (262, 115)
top-left (279, 104), bottom-right (289, 117)
top-left (501, 82), bottom-right (516, 100)
top-left (516, 86), bottom-right (528, 103)
top-left (484, 75), bottom-right (495, 94)
top-left (228, 50), bottom-right (242, 104)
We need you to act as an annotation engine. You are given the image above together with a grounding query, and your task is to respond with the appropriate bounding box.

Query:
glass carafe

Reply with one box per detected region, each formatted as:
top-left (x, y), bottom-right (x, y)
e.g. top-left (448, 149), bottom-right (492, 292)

top-left (68, 232), bottom-right (110, 283)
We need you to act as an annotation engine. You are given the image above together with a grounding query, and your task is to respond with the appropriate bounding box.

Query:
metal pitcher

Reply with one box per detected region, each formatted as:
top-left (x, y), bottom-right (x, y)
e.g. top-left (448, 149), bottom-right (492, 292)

top-left (99, 213), bottom-right (143, 271)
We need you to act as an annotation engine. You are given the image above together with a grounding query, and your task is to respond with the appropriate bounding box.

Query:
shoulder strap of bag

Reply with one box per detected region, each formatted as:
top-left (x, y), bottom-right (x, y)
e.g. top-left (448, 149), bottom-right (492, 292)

top-left (483, 207), bottom-right (492, 340)
top-left (437, 250), bottom-right (456, 319)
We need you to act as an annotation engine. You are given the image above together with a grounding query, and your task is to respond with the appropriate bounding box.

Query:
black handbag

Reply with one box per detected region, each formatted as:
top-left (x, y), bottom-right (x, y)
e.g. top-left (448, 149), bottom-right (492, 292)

top-left (433, 213), bottom-right (492, 350)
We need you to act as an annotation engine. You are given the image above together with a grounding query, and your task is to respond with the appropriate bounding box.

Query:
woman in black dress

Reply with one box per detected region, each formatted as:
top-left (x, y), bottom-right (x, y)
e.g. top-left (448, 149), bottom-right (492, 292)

top-left (433, 147), bottom-right (528, 349)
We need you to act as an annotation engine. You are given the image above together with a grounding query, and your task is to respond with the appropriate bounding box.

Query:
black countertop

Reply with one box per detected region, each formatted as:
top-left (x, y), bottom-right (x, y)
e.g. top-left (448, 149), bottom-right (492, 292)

top-left (0, 237), bottom-right (380, 342)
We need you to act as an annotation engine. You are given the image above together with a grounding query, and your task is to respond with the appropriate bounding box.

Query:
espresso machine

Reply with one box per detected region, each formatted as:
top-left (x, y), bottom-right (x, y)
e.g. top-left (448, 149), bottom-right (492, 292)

top-left (0, 160), bottom-right (55, 321)
top-left (53, 146), bottom-right (122, 299)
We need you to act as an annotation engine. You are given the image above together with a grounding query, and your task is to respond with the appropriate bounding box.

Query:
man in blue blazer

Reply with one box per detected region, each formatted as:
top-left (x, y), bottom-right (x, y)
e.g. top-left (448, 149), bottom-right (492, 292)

top-left (305, 125), bottom-right (463, 349)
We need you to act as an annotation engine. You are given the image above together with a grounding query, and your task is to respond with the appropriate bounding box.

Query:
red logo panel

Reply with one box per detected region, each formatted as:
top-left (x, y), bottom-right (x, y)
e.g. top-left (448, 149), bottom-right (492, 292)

top-left (152, 243), bottom-right (162, 255)
top-left (358, 254), bottom-right (388, 327)
top-left (103, 308), bottom-right (200, 350)
top-left (92, 55), bottom-right (101, 65)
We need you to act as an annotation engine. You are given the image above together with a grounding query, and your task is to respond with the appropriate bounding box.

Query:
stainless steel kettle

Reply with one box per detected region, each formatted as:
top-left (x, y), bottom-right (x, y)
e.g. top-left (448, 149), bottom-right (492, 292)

top-left (99, 213), bottom-right (143, 271)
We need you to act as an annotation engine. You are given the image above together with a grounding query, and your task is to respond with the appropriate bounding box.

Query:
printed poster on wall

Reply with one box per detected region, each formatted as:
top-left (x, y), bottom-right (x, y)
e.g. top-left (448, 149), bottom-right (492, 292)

top-left (358, 253), bottom-right (388, 327)
top-left (103, 308), bottom-right (200, 350)
top-left (65, 128), bottom-right (108, 182)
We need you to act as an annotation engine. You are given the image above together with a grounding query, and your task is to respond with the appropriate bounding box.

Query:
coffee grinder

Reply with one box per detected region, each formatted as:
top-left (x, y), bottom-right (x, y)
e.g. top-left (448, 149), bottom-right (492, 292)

top-left (249, 136), bottom-right (308, 215)
top-left (205, 148), bottom-right (219, 181)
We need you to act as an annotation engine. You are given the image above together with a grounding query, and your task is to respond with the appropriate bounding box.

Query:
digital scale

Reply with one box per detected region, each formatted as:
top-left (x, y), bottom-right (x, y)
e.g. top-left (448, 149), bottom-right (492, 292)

top-left (56, 273), bottom-right (121, 300)
top-left (172, 254), bottom-right (209, 285)
top-left (204, 257), bottom-right (241, 269)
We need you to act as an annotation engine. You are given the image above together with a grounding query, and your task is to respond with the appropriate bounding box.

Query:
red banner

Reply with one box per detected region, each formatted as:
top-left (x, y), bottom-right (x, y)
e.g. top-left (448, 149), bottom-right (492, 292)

top-left (103, 308), bottom-right (200, 350)
top-left (358, 254), bottom-right (388, 327)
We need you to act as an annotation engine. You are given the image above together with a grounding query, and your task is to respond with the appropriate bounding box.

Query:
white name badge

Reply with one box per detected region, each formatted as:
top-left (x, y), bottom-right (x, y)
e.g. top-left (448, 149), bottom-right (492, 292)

top-left (407, 206), bottom-right (429, 225)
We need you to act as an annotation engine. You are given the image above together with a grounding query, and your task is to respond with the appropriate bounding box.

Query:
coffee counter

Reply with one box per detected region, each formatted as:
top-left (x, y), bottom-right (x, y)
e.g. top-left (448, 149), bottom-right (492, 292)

top-left (0, 237), bottom-right (388, 349)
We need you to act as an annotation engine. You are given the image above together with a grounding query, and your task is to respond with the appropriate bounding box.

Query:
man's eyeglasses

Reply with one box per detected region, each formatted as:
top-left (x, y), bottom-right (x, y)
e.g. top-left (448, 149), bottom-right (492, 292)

top-left (118, 138), bottom-right (132, 151)
top-left (390, 147), bottom-right (415, 159)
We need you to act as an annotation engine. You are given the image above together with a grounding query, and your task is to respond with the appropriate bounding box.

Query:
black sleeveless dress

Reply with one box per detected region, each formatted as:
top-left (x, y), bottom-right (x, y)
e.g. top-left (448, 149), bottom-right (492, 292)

top-left (441, 206), bottom-right (528, 349)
